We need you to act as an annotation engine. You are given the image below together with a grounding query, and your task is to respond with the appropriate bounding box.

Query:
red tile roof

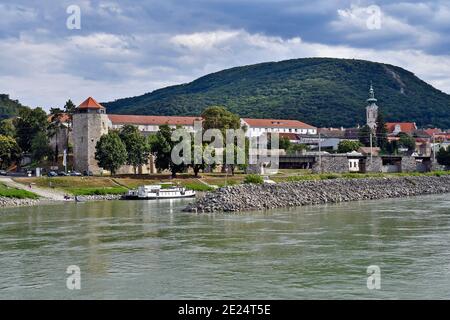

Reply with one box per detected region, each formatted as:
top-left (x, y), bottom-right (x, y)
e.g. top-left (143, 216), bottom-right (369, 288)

top-left (77, 97), bottom-right (105, 110)
top-left (424, 128), bottom-right (443, 136)
top-left (278, 133), bottom-right (301, 140)
top-left (108, 114), bottom-right (201, 126)
top-left (242, 118), bottom-right (316, 129)
top-left (386, 122), bottom-right (417, 134)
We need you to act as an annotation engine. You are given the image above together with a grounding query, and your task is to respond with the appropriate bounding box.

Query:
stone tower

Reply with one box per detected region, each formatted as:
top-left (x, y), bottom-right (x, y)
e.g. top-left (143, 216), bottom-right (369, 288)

top-left (366, 84), bottom-right (378, 130)
top-left (73, 97), bottom-right (109, 174)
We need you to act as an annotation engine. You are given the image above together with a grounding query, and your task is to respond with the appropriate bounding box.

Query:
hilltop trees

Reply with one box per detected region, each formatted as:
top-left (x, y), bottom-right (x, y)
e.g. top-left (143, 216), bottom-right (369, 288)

top-left (95, 132), bottom-right (127, 175)
top-left (0, 119), bottom-right (15, 137)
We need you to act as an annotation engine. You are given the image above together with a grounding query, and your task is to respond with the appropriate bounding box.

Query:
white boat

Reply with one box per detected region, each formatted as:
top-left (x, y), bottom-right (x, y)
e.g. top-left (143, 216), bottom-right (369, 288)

top-left (125, 184), bottom-right (196, 200)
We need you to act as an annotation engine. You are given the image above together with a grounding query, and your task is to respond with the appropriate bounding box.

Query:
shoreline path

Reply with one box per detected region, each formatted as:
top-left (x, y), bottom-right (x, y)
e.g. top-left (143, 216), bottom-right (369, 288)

top-left (0, 177), bottom-right (66, 201)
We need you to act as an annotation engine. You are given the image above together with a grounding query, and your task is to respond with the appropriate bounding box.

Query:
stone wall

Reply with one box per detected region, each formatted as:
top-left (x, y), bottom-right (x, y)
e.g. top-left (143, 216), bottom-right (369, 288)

top-left (401, 156), bottom-right (417, 173)
top-left (362, 156), bottom-right (383, 173)
top-left (312, 155), bottom-right (349, 173)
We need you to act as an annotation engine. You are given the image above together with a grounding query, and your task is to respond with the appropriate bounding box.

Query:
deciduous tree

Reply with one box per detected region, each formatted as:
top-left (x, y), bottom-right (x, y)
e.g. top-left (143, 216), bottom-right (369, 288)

top-left (119, 125), bottom-right (151, 174)
top-left (0, 135), bottom-right (21, 169)
top-left (95, 132), bottom-right (127, 175)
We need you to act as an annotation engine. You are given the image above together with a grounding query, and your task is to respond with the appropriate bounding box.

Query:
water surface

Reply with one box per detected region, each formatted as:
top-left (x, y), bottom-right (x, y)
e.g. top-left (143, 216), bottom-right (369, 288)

top-left (1, 194), bottom-right (449, 299)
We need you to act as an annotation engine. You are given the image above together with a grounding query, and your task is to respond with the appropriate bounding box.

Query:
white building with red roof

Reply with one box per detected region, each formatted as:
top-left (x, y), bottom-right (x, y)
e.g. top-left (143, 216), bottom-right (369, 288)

top-left (241, 118), bottom-right (317, 137)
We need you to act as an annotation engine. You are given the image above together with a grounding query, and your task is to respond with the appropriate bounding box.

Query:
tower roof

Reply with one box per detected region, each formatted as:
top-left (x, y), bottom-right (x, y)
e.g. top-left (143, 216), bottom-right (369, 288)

top-left (367, 83), bottom-right (378, 103)
top-left (77, 97), bottom-right (105, 110)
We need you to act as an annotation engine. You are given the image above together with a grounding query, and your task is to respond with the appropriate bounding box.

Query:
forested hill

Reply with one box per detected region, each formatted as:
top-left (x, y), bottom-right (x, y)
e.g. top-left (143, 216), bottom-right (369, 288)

top-left (0, 94), bottom-right (27, 120)
top-left (103, 57), bottom-right (449, 128)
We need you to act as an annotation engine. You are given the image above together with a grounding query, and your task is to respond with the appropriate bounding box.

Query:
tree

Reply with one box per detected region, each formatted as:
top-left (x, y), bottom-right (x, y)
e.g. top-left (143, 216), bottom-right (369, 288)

top-left (63, 99), bottom-right (76, 126)
top-left (47, 107), bottom-right (65, 162)
top-left (0, 119), bottom-right (15, 137)
top-left (201, 106), bottom-right (241, 175)
top-left (119, 125), bottom-right (151, 174)
top-left (30, 131), bottom-right (52, 162)
top-left (0, 135), bottom-right (21, 169)
top-left (337, 140), bottom-right (363, 153)
top-left (279, 137), bottom-right (291, 151)
top-left (398, 132), bottom-right (416, 152)
top-left (375, 112), bottom-right (388, 152)
top-left (95, 132), bottom-right (127, 175)
top-left (13, 107), bottom-right (48, 153)
top-left (201, 106), bottom-right (241, 133)
top-left (358, 125), bottom-right (376, 147)
top-left (287, 143), bottom-right (308, 155)
top-left (436, 147), bottom-right (450, 166)
top-left (151, 125), bottom-right (187, 177)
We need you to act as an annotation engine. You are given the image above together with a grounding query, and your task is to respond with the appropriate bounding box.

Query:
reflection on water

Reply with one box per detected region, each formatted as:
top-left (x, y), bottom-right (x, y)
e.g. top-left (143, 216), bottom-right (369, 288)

top-left (0, 194), bottom-right (450, 299)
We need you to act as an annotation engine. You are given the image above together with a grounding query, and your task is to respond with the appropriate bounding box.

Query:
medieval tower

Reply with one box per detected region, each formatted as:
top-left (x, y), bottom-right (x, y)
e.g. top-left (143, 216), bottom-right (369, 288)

top-left (73, 97), bottom-right (109, 174)
top-left (366, 84), bottom-right (378, 130)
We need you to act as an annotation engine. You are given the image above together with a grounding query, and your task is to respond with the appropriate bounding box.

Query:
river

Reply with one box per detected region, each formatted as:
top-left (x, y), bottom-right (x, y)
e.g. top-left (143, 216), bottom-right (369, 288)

top-left (1, 194), bottom-right (449, 299)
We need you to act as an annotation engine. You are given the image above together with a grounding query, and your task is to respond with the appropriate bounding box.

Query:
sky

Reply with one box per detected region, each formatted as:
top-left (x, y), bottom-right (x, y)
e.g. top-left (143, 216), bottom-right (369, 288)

top-left (1, 0), bottom-right (450, 110)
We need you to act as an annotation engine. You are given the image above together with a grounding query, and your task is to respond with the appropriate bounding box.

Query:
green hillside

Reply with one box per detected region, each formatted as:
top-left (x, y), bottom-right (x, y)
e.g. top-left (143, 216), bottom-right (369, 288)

top-left (0, 94), bottom-right (27, 120)
top-left (104, 57), bottom-right (449, 128)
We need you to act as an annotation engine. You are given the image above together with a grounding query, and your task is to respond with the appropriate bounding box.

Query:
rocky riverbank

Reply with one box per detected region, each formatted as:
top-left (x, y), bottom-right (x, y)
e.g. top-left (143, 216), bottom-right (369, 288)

top-left (0, 196), bottom-right (41, 208)
top-left (184, 175), bottom-right (450, 213)
top-left (0, 194), bottom-right (124, 209)
top-left (73, 194), bottom-right (123, 201)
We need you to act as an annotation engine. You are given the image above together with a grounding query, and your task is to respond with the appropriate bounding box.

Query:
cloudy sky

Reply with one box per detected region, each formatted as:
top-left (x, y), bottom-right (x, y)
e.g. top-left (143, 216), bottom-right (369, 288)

top-left (1, 0), bottom-right (450, 109)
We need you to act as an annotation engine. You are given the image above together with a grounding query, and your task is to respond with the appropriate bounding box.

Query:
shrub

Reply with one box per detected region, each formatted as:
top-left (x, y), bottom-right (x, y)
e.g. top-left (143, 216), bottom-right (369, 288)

top-left (244, 174), bottom-right (264, 184)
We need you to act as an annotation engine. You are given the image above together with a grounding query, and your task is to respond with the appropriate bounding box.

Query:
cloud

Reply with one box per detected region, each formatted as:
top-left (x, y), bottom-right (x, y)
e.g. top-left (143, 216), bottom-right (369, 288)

top-left (2, 26), bottom-right (450, 111)
top-left (331, 4), bottom-right (441, 49)
top-left (0, 1), bottom-right (450, 109)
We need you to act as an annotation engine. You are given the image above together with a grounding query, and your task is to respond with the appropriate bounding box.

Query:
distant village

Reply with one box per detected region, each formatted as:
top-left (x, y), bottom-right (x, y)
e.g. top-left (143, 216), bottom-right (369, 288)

top-left (1, 85), bottom-right (450, 177)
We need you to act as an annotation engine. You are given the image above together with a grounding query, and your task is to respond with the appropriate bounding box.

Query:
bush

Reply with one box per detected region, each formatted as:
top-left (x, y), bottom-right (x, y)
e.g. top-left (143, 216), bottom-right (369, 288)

top-left (244, 174), bottom-right (264, 184)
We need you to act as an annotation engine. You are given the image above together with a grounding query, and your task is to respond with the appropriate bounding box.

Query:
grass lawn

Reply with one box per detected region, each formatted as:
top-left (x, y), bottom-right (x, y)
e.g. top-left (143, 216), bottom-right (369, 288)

top-left (12, 171), bottom-right (449, 195)
top-left (0, 183), bottom-right (39, 199)
top-left (13, 177), bottom-right (126, 196)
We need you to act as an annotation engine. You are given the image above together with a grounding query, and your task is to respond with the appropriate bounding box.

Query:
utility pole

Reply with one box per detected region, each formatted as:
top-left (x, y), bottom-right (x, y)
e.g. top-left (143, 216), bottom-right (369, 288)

top-left (432, 134), bottom-right (436, 162)
top-left (318, 132), bottom-right (322, 173)
top-left (369, 131), bottom-right (373, 168)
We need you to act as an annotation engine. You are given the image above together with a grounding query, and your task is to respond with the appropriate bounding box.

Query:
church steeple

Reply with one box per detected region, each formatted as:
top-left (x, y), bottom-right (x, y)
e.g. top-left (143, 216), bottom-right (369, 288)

top-left (366, 83), bottom-right (378, 130)
top-left (367, 83), bottom-right (377, 103)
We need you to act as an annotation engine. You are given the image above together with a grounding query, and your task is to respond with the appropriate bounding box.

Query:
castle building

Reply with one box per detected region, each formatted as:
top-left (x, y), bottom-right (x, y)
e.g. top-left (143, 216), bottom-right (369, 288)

top-left (73, 97), bottom-right (109, 174)
top-left (366, 84), bottom-right (378, 130)
top-left (72, 97), bottom-right (317, 175)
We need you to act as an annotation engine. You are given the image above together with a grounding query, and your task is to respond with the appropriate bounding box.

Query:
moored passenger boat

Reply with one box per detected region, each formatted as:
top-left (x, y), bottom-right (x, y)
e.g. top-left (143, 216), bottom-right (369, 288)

top-left (125, 184), bottom-right (196, 200)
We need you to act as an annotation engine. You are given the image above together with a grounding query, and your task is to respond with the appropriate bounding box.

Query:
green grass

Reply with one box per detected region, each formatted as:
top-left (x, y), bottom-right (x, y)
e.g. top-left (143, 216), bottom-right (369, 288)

top-left (181, 182), bottom-right (214, 192)
top-left (67, 186), bottom-right (128, 196)
top-left (275, 171), bottom-right (449, 183)
top-left (0, 183), bottom-right (39, 199)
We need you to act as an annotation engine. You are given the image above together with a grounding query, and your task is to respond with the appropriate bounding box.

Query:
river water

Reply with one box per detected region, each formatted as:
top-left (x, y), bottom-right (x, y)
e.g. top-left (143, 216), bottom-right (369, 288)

top-left (0, 194), bottom-right (449, 299)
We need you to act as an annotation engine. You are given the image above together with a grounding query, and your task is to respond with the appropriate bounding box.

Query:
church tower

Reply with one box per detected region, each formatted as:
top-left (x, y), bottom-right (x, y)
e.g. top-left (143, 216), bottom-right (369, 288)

top-left (73, 97), bottom-right (109, 174)
top-left (366, 84), bottom-right (378, 130)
